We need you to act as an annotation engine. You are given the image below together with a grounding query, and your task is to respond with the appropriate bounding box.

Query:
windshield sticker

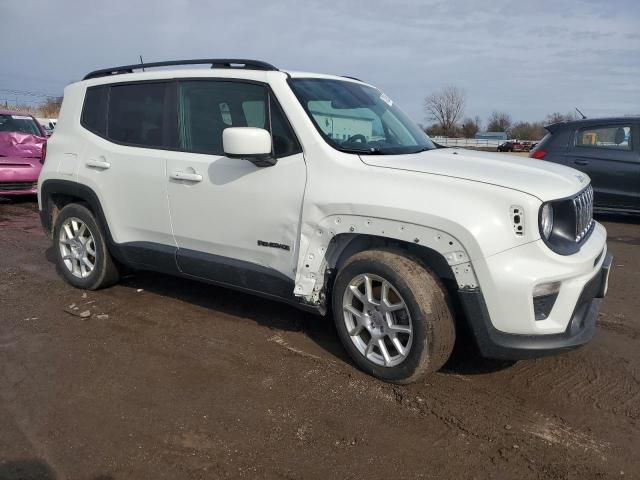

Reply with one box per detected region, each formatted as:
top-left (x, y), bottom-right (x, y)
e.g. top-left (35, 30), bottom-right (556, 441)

top-left (11, 115), bottom-right (32, 120)
top-left (379, 93), bottom-right (393, 107)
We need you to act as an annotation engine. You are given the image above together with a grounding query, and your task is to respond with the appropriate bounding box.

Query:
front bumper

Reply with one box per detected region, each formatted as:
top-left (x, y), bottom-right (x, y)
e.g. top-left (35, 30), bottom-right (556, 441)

top-left (459, 253), bottom-right (612, 360)
top-left (0, 165), bottom-right (41, 196)
top-left (0, 185), bottom-right (38, 196)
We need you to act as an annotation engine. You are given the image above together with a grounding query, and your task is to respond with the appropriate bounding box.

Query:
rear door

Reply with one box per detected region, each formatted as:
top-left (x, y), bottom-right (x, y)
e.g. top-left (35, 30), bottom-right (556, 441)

top-left (79, 82), bottom-right (176, 263)
top-left (566, 123), bottom-right (639, 210)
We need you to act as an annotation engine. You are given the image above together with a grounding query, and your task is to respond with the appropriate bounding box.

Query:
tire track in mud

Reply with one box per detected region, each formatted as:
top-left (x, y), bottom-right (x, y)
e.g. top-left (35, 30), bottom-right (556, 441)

top-left (598, 313), bottom-right (640, 340)
top-left (272, 333), bottom-right (616, 462)
top-left (268, 331), bottom-right (614, 476)
top-left (508, 353), bottom-right (640, 422)
top-left (400, 374), bottom-right (610, 458)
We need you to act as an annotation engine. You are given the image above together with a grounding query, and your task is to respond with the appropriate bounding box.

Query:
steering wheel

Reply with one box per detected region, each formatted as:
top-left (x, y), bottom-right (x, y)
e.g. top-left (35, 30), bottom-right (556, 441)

top-left (345, 134), bottom-right (367, 143)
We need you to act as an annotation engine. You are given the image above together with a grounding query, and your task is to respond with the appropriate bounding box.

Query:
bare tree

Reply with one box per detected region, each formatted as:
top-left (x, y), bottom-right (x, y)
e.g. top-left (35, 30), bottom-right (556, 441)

top-left (424, 86), bottom-right (465, 137)
top-left (545, 111), bottom-right (576, 124)
top-left (461, 116), bottom-right (481, 138)
top-left (510, 121), bottom-right (547, 140)
top-left (487, 111), bottom-right (512, 135)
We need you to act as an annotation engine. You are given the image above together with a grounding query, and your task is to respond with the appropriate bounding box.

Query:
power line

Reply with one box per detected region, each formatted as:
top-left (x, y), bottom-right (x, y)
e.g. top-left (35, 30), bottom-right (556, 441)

top-left (0, 87), bottom-right (61, 98)
top-left (0, 98), bottom-right (46, 104)
top-left (0, 72), bottom-right (71, 84)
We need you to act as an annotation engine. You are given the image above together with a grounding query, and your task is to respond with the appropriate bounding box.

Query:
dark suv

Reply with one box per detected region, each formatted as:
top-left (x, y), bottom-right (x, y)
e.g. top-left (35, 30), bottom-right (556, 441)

top-left (530, 117), bottom-right (639, 214)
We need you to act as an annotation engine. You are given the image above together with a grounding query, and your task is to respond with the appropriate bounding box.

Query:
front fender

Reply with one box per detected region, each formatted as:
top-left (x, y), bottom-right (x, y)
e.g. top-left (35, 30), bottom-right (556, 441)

top-left (293, 173), bottom-right (543, 303)
top-left (294, 214), bottom-right (479, 302)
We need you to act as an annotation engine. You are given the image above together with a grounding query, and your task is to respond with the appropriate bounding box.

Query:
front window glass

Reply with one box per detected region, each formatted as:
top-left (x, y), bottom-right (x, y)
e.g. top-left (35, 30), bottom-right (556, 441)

top-left (577, 125), bottom-right (632, 150)
top-left (290, 78), bottom-right (435, 154)
top-left (0, 114), bottom-right (43, 136)
top-left (177, 80), bottom-right (300, 158)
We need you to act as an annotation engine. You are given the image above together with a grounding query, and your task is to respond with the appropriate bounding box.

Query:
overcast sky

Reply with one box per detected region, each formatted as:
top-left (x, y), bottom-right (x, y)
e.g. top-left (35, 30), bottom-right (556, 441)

top-left (2, 0), bottom-right (639, 125)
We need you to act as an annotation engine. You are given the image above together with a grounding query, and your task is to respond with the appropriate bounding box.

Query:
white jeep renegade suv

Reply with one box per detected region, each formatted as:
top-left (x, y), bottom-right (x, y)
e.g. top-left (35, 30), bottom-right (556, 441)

top-left (38, 59), bottom-right (612, 383)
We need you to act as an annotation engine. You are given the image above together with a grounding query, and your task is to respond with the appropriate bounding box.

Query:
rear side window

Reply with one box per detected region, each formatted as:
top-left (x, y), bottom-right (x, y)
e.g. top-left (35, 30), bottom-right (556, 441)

top-left (81, 86), bottom-right (108, 136)
top-left (107, 83), bottom-right (169, 147)
top-left (177, 80), bottom-right (301, 158)
top-left (576, 125), bottom-right (631, 150)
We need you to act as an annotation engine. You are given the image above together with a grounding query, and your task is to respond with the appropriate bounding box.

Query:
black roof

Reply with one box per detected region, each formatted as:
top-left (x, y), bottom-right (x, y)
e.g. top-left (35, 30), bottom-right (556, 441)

top-left (84, 59), bottom-right (279, 80)
top-left (546, 116), bottom-right (640, 132)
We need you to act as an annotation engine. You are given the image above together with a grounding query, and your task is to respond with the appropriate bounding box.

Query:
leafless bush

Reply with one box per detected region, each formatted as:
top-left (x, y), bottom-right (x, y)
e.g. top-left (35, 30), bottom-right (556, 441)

top-left (3, 96), bottom-right (62, 118)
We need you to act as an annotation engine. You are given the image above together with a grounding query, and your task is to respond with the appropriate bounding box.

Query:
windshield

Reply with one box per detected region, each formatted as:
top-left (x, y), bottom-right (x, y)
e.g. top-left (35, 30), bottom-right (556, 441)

top-left (0, 114), bottom-right (43, 136)
top-left (290, 78), bottom-right (435, 155)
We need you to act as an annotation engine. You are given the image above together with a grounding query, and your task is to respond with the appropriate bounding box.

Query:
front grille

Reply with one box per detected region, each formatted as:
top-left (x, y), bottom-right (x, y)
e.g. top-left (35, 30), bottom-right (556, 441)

top-left (0, 182), bottom-right (38, 192)
top-left (573, 185), bottom-right (594, 242)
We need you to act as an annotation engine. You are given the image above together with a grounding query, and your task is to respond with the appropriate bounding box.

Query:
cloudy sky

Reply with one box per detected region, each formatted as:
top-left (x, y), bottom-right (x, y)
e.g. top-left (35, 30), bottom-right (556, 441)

top-left (2, 0), bottom-right (639, 125)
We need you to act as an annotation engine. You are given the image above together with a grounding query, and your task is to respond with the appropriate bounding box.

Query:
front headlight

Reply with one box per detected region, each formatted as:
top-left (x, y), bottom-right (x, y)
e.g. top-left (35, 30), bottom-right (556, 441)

top-left (539, 186), bottom-right (594, 255)
top-left (540, 203), bottom-right (554, 240)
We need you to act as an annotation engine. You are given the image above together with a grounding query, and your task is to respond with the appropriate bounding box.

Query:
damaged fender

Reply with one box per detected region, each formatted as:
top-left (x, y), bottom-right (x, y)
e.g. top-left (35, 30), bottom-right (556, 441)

top-left (294, 214), bottom-right (478, 304)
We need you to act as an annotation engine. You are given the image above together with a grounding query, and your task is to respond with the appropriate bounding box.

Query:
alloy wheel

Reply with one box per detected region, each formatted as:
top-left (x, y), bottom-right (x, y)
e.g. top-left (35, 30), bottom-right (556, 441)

top-left (342, 273), bottom-right (413, 367)
top-left (59, 217), bottom-right (97, 278)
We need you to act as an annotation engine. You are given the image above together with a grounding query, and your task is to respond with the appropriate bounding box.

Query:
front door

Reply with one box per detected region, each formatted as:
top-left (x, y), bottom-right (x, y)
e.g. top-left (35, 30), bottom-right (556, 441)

top-left (166, 79), bottom-right (306, 298)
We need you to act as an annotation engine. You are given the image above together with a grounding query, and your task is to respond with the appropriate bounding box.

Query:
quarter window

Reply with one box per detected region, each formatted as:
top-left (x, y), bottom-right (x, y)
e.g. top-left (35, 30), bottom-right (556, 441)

top-left (576, 125), bottom-right (632, 150)
top-left (107, 83), bottom-right (169, 147)
top-left (81, 86), bottom-right (108, 136)
top-left (177, 80), bottom-right (300, 157)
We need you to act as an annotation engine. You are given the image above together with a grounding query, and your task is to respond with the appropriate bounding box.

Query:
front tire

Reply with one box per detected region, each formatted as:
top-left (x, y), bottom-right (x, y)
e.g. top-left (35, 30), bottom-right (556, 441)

top-left (53, 203), bottom-right (120, 290)
top-left (332, 249), bottom-right (456, 383)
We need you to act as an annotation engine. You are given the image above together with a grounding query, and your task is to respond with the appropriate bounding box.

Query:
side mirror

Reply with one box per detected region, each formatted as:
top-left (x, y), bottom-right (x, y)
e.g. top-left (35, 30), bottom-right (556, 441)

top-left (223, 127), bottom-right (276, 167)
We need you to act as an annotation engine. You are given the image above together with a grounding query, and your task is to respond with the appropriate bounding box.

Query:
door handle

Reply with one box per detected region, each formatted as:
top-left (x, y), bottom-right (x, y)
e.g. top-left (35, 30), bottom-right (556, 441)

top-left (574, 160), bottom-right (589, 166)
top-left (170, 170), bottom-right (203, 182)
top-left (86, 159), bottom-right (111, 170)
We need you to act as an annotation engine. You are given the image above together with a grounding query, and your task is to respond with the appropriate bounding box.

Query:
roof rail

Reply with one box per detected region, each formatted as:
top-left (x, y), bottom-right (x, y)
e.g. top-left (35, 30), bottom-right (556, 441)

top-left (83, 59), bottom-right (278, 80)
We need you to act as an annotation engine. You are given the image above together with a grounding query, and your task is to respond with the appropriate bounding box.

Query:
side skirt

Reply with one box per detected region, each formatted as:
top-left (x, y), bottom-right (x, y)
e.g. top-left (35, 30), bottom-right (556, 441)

top-left (114, 241), bottom-right (324, 315)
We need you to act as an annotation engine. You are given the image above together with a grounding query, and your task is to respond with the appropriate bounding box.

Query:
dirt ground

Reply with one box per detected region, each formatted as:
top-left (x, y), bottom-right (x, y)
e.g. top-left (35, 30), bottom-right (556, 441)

top-left (0, 197), bottom-right (638, 480)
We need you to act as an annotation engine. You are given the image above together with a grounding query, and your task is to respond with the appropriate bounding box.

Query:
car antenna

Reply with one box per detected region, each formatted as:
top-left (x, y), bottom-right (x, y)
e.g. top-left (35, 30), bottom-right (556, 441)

top-left (139, 55), bottom-right (145, 72)
top-left (575, 107), bottom-right (586, 119)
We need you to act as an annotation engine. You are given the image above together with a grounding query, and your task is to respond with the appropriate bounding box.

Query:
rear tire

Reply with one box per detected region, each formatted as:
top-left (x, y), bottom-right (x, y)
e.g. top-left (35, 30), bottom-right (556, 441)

top-left (332, 249), bottom-right (456, 383)
top-left (53, 203), bottom-right (120, 290)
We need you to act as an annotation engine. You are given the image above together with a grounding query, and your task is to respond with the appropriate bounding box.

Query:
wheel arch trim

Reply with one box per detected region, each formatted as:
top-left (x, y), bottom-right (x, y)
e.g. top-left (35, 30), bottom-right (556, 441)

top-left (294, 215), bottom-right (478, 304)
top-left (39, 179), bottom-right (119, 257)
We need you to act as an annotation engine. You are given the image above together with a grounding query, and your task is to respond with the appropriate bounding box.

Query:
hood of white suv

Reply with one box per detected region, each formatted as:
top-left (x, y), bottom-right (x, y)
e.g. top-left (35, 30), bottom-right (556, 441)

top-left (360, 148), bottom-right (587, 201)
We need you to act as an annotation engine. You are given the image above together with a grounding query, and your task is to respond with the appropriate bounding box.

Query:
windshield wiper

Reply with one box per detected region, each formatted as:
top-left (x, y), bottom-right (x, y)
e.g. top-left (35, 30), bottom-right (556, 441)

top-left (409, 146), bottom-right (435, 154)
top-left (338, 146), bottom-right (384, 155)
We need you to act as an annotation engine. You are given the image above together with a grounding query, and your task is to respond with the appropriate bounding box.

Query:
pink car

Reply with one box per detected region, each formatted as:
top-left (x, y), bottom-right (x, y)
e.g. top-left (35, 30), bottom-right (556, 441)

top-left (0, 109), bottom-right (47, 196)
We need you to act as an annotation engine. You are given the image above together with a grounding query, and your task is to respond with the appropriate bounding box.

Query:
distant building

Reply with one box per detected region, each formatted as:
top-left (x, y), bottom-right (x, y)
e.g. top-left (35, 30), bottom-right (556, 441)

top-left (475, 131), bottom-right (507, 140)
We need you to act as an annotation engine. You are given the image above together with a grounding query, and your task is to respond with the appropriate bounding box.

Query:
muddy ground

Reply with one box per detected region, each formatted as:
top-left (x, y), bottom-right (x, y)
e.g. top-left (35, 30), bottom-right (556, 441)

top-left (0, 197), bottom-right (638, 480)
